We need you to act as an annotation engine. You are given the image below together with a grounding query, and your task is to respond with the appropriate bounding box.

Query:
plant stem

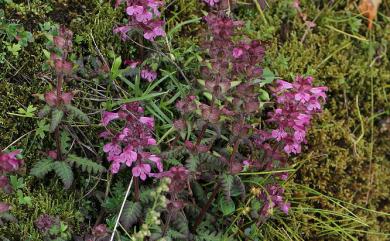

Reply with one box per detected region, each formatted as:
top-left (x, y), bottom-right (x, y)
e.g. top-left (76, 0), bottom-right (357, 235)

top-left (55, 127), bottom-right (63, 161)
top-left (134, 177), bottom-right (140, 202)
top-left (55, 73), bottom-right (64, 161)
top-left (196, 122), bottom-right (208, 146)
top-left (110, 177), bottom-right (134, 241)
top-left (192, 183), bottom-right (220, 232)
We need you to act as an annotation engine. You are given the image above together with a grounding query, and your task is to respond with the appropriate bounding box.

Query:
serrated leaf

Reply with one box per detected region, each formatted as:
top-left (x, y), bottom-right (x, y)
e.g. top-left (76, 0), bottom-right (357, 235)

top-left (53, 161), bottom-right (73, 189)
top-left (60, 131), bottom-right (71, 153)
top-left (30, 159), bottom-right (55, 178)
top-left (66, 154), bottom-right (105, 174)
top-left (50, 109), bottom-right (64, 132)
top-left (221, 174), bottom-right (234, 198)
top-left (64, 104), bottom-right (90, 123)
top-left (119, 201), bottom-right (142, 229)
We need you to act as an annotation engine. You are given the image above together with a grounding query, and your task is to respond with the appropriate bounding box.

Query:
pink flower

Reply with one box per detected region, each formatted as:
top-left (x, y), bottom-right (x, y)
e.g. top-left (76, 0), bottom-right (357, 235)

top-left (147, 138), bottom-right (157, 145)
top-left (113, 25), bottom-right (131, 41)
top-left (292, 0), bottom-right (300, 10)
top-left (139, 116), bottom-right (154, 128)
top-left (141, 69), bottom-right (157, 82)
top-left (204, 0), bottom-right (220, 6)
top-left (102, 111), bottom-right (119, 126)
top-left (232, 48), bottom-right (243, 58)
top-left (271, 128), bottom-right (288, 141)
top-left (132, 163), bottom-right (151, 180)
top-left (124, 60), bottom-right (140, 69)
top-left (143, 25), bottom-right (165, 41)
top-left (0, 150), bottom-right (23, 172)
top-left (103, 143), bottom-right (122, 160)
top-left (115, 145), bottom-right (137, 167)
top-left (126, 6), bottom-right (144, 16)
top-left (148, 155), bottom-right (163, 172)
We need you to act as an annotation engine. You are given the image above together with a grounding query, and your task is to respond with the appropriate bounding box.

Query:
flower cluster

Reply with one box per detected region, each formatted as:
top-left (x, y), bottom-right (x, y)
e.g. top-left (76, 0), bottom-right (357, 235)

top-left (259, 184), bottom-right (290, 217)
top-left (35, 214), bottom-right (59, 233)
top-left (114, 0), bottom-right (166, 41)
top-left (101, 102), bottom-right (162, 180)
top-left (0, 150), bottom-right (23, 194)
top-left (267, 76), bottom-right (327, 154)
top-left (43, 26), bottom-right (74, 108)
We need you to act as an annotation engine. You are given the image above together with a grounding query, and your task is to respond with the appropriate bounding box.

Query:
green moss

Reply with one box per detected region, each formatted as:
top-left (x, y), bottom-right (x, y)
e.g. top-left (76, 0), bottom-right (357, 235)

top-left (237, 1), bottom-right (390, 240)
top-left (0, 180), bottom-right (83, 240)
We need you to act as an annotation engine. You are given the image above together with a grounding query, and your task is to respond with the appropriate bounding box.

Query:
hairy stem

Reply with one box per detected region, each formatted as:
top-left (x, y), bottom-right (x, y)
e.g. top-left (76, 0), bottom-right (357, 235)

top-left (192, 183), bottom-right (220, 232)
top-left (55, 127), bottom-right (63, 161)
top-left (134, 177), bottom-right (140, 202)
top-left (196, 122), bottom-right (208, 146)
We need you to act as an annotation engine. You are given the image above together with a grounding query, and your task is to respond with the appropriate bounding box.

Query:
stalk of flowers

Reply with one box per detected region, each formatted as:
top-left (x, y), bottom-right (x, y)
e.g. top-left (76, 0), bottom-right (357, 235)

top-left (267, 76), bottom-right (328, 155)
top-left (100, 102), bottom-right (163, 180)
top-left (0, 150), bottom-right (23, 213)
top-left (114, 0), bottom-right (166, 41)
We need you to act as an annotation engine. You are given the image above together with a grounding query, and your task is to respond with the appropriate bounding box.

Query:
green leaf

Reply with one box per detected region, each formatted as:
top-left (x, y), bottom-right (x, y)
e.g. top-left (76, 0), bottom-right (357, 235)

top-left (17, 105), bottom-right (37, 117)
top-left (218, 196), bottom-right (235, 216)
top-left (9, 175), bottom-right (24, 190)
top-left (119, 201), bottom-right (142, 229)
top-left (64, 104), bottom-right (90, 123)
top-left (258, 89), bottom-right (270, 101)
top-left (50, 109), bottom-right (64, 133)
top-left (60, 131), bottom-right (71, 153)
top-left (6, 43), bottom-right (21, 56)
top-left (66, 154), bottom-right (105, 174)
top-left (30, 159), bottom-right (54, 178)
top-left (260, 67), bottom-right (276, 86)
top-left (53, 161), bottom-right (73, 189)
top-left (221, 174), bottom-right (234, 198)
top-left (110, 56), bottom-right (122, 79)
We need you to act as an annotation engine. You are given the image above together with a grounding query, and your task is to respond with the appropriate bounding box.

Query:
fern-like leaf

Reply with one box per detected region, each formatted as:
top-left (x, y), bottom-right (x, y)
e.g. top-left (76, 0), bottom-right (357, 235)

top-left (60, 131), bottom-right (71, 153)
top-left (221, 174), bottom-right (234, 199)
top-left (186, 155), bottom-right (198, 172)
top-left (30, 158), bottom-right (54, 178)
top-left (53, 161), bottom-right (73, 189)
top-left (66, 154), bottom-right (105, 174)
top-left (50, 108), bottom-right (64, 133)
top-left (119, 201), bottom-right (142, 229)
top-left (64, 104), bottom-right (90, 124)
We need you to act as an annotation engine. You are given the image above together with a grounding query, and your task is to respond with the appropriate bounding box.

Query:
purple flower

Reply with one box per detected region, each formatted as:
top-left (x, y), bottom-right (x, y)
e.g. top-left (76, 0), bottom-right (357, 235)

top-left (148, 154), bottom-right (163, 172)
top-left (266, 76), bottom-right (327, 155)
top-left (232, 48), bottom-right (243, 58)
top-left (100, 102), bottom-right (163, 178)
top-left (113, 25), bottom-right (131, 41)
top-left (102, 111), bottom-right (119, 126)
top-left (144, 23), bottom-right (165, 41)
top-left (114, 0), bottom-right (165, 41)
top-left (115, 145), bottom-right (137, 167)
top-left (141, 68), bottom-right (157, 82)
top-left (124, 59), bottom-right (140, 69)
top-left (0, 150), bottom-right (23, 173)
top-left (139, 116), bottom-right (154, 128)
top-left (35, 214), bottom-right (58, 233)
top-left (132, 163), bottom-right (151, 180)
top-left (203, 0), bottom-right (220, 6)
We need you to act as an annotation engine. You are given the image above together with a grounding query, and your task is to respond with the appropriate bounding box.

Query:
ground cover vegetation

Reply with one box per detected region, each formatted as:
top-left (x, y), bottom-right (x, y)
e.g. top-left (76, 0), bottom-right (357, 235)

top-left (0, 0), bottom-right (389, 240)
